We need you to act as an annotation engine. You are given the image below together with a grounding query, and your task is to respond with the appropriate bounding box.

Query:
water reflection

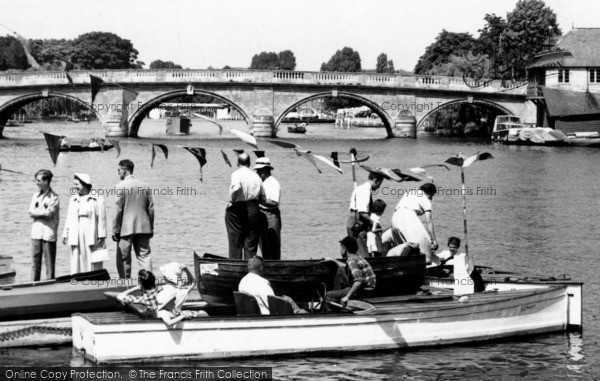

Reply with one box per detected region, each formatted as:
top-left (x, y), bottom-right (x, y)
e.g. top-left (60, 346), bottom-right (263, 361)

top-left (566, 332), bottom-right (585, 373)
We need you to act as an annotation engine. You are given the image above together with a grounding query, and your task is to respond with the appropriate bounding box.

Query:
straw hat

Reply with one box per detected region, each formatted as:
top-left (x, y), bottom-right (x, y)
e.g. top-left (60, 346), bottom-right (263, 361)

top-left (253, 157), bottom-right (274, 170)
top-left (74, 173), bottom-right (92, 187)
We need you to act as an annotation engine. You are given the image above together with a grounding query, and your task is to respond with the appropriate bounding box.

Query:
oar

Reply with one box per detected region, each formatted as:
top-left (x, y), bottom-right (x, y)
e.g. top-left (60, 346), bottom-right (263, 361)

top-left (327, 300), bottom-right (375, 314)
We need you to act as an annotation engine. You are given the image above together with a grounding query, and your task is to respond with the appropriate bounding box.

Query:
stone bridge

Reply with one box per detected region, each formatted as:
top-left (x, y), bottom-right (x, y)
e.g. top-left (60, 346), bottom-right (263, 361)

top-left (0, 69), bottom-right (534, 138)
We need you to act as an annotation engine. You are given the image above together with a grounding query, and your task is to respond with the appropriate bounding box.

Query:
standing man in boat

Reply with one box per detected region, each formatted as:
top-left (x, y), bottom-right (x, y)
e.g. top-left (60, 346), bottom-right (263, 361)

top-left (322, 236), bottom-right (376, 307)
top-left (347, 172), bottom-right (385, 257)
top-left (226, 153), bottom-right (264, 259)
top-left (112, 159), bottom-right (155, 278)
top-left (254, 157), bottom-right (281, 260)
top-left (29, 169), bottom-right (59, 281)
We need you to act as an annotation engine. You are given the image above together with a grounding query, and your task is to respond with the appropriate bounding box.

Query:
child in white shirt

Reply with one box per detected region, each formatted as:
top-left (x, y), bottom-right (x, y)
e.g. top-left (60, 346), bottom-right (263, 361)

top-left (366, 199), bottom-right (386, 257)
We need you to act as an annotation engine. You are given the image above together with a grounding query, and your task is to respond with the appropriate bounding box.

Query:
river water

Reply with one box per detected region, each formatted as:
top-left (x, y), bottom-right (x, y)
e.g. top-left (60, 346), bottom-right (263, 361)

top-left (0, 119), bottom-right (598, 379)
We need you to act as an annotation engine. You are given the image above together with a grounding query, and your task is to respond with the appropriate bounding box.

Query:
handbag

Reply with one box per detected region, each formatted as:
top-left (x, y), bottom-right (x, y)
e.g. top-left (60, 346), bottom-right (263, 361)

top-left (90, 241), bottom-right (109, 263)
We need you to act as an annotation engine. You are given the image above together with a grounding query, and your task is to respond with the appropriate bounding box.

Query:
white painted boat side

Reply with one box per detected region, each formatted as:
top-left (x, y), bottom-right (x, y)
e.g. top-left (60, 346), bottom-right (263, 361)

top-left (425, 278), bottom-right (582, 329)
top-left (0, 317), bottom-right (71, 348)
top-left (72, 287), bottom-right (569, 363)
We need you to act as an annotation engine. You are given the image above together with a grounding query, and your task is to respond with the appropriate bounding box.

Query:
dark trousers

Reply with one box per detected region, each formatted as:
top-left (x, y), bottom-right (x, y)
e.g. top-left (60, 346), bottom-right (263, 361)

top-left (326, 267), bottom-right (373, 303)
top-left (225, 201), bottom-right (261, 259)
top-left (116, 234), bottom-right (152, 278)
top-left (259, 208), bottom-right (281, 260)
top-left (345, 212), bottom-right (370, 258)
top-left (31, 239), bottom-right (56, 281)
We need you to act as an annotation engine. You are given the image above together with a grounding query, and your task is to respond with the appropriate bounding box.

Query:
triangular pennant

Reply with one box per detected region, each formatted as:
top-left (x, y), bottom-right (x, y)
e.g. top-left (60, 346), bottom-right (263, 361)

top-left (221, 150), bottom-right (232, 167)
top-left (233, 149), bottom-right (245, 155)
top-left (119, 89), bottom-right (137, 131)
top-left (263, 139), bottom-right (297, 150)
top-left (90, 75), bottom-right (105, 103)
top-left (65, 72), bottom-right (73, 85)
top-left (42, 132), bottom-right (62, 166)
top-left (151, 145), bottom-right (157, 169)
top-left (312, 154), bottom-right (343, 174)
top-left (295, 149), bottom-right (321, 173)
top-left (230, 129), bottom-right (258, 149)
top-left (330, 152), bottom-right (340, 169)
top-left (15, 33), bottom-right (41, 69)
top-left (108, 139), bottom-right (121, 157)
top-left (445, 152), bottom-right (493, 168)
top-left (151, 144), bottom-right (168, 169)
top-left (253, 150), bottom-right (265, 158)
top-left (182, 147), bottom-right (207, 181)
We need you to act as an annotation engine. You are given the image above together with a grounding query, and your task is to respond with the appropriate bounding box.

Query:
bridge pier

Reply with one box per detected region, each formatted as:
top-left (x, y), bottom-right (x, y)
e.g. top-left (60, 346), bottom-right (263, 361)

top-left (252, 114), bottom-right (276, 138)
top-left (393, 115), bottom-right (417, 138)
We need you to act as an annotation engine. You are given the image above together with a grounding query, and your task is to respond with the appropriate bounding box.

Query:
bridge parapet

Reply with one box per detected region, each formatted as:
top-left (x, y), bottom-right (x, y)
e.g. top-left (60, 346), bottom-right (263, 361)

top-left (0, 69), bottom-right (526, 95)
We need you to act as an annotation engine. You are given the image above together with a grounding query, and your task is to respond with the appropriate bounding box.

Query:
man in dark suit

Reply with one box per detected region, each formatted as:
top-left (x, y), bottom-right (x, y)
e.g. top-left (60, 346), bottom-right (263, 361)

top-left (112, 159), bottom-right (154, 278)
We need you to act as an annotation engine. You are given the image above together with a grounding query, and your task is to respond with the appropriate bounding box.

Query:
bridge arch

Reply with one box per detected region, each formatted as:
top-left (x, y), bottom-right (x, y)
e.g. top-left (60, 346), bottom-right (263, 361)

top-left (0, 92), bottom-right (104, 137)
top-left (128, 89), bottom-right (251, 137)
top-left (275, 91), bottom-right (396, 138)
top-left (416, 99), bottom-right (514, 132)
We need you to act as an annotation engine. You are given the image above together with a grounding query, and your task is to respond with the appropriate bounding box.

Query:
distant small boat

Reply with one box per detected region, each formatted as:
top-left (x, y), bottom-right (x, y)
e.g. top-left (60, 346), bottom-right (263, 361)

top-left (59, 144), bottom-right (114, 152)
top-left (288, 123), bottom-right (307, 134)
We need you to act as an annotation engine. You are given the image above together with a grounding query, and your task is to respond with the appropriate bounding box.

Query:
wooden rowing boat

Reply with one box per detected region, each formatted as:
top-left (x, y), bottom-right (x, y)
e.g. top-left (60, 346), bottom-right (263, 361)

top-left (72, 285), bottom-right (573, 363)
top-left (0, 255), bottom-right (15, 285)
top-left (194, 253), bottom-right (426, 305)
top-left (0, 270), bottom-right (136, 347)
top-left (425, 265), bottom-right (583, 330)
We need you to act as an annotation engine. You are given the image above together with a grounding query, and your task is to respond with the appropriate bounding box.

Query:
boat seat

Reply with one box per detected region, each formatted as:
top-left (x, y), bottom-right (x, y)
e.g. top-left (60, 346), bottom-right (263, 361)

top-left (233, 291), bottom-right (261, 316)
top-left (267, 295), bottom-right (295, 315)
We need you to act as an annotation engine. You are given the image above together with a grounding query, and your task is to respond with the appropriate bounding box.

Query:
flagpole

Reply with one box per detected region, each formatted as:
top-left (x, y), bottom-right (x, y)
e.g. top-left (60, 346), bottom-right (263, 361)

top-left (461, 167), bottom-right (469, 256)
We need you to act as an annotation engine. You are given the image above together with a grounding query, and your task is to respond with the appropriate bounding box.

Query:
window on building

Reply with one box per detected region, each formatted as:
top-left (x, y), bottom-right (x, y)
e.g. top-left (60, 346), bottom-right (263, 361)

top-left (558, 69), bottom-right (570, 83)
top-left (591, 69), bottom-right (599, 83)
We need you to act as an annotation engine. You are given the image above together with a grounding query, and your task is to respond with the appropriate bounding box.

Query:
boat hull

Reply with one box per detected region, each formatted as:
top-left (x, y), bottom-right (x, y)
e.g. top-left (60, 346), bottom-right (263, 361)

top-left (425, 267), bottom-right (582, 329)
top-left (72, 286), bottom-right (570, 363)
top-left (194, 253), bottom-right (426, 305)
top-left (59, 146), bottom-right (114, 152)
top-left (0, 317), bottom-right (71, 348)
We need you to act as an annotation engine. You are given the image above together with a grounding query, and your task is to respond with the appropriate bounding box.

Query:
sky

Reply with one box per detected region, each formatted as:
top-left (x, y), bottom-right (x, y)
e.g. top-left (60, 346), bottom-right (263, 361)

top-left (0, 0), bottom-right (598, 72)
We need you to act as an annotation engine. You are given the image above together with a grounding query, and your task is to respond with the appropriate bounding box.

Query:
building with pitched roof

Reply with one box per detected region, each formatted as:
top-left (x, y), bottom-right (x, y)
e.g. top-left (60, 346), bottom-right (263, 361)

top-left (527, 28), bottom-right (600, 134)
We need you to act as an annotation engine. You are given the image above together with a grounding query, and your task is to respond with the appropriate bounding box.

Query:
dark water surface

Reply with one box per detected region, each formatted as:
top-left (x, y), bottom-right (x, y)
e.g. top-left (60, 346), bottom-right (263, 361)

top-left (0, 120), bottom-right (598, 379)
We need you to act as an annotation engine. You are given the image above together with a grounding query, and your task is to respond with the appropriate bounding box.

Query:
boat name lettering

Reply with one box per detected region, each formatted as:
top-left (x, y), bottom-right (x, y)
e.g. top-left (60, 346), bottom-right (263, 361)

top-left (520, 304), bottom-right (536, 312)
top-left (200, 263), bottom-right (219, 275)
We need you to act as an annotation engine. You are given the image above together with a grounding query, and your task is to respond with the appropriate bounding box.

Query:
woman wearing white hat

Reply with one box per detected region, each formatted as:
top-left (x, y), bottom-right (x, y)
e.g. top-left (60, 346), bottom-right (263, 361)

top-left (62, 173), bottom-right (107, 274)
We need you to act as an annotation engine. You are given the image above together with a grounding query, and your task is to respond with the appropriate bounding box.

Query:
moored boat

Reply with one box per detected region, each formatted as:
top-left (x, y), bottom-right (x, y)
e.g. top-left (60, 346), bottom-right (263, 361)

top-left (287, 123), bottom-right (307, 133)
top-left (0, 256), bottom-right (15, 285)
top-left (491, 115), bottom-right (569, 145)
top-left (59, 144), bottom-right (114, 152)
top-left (72, 285), bottom-right (573, 363)
top-left (0, 270), bottom-right (135, 347)
top-left (194, 253), bottom-right (426, 305)
top-left (425, 265), bottom-right (582, 330)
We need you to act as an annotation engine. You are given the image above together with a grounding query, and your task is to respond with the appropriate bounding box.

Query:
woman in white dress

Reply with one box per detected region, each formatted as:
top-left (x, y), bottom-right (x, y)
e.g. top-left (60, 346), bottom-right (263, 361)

top-left (391, 182), bottom-right (438, 262)
top-left (62, 173), bottom-right (107, 274)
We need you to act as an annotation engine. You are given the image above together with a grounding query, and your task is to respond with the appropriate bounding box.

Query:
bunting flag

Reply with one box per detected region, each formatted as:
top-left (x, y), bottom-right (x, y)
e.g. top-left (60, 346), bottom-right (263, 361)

top-left (312, 154), bottom-right (343, 174)
top-left (62, 60), bottom-right (74, 84)
top-left (108, 139), bottom-right (121, 157)
top-left (330, 152), bottom-right (340, 169)
top-left (263, 139), bottom-right (297, 150)
top-left (295, 149), bottom-right (321, 174)
top-left (446, 152), bottom-right (493, 167)
top-left (15, 33), bottom-right (41, 69)
top-left (90, 75), bottom-right (104, 103)
top-left (192, 112), bottom-right (223, 134)
top-left (360, 166), bottom-right (429, 183)
top-left (182, 147), bottom-right (207, 181)
top-left (119, 89), bottom-right (138, 130)
top-left (221, 150), bottom-right (232, 167)
top-left (409, 164), bottom-right (450, 180)
top-left (42, 132), bottom-right (62, 166)
top-left (233, 149), bottom-right (244, 155)
top-left (150, 144), bottom-right (169, 169)
top-left (253, 151), bottom-right (265, 158)
top-left (230, 129), bottom-right (258, 149)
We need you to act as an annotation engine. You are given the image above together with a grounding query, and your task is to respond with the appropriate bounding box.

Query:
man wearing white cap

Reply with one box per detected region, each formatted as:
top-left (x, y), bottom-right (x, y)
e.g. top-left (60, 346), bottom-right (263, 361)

top-left (254, 157), bottom-right (281, 260)
top-left (226, 153), bottom-right (264, 259)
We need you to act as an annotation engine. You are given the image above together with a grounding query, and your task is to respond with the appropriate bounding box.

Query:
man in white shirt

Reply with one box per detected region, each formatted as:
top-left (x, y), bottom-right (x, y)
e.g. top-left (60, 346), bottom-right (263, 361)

top-left (254, 157), bottom-right (281, 260)
top-left (346, 172), bottom-right (385, 257)
top-left (226, 153), bottom-right (265, 259)
top-left (29, 169), bottom-right (60, 281)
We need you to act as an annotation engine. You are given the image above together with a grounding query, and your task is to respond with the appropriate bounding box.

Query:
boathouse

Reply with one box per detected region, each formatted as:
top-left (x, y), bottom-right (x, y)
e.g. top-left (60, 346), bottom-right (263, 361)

top-left (527, 28), bottom-right (600, 134)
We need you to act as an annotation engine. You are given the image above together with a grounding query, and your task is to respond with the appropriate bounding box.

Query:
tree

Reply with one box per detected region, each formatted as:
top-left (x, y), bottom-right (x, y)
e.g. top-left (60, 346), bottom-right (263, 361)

top-left (504, 0), bottom-right (561, 77)
top-left (30, 38), bottom-right (74, 70)
top-left (376, 53), bottom-right (395, 73)
top-left (0, 36), bottom-right (28, 71)
top-left (149, 60), bottom-right (182, 69)
top-left (320, 47), bottom-right (361, 72)
top-left (277, 50), bottom-right (296, 70)
top-left (250, 52), bottom-right (279, 69)
top-left (414, 30), bottom-right (477, 74)
top-left (70, 32), bottom-right (139, 69)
